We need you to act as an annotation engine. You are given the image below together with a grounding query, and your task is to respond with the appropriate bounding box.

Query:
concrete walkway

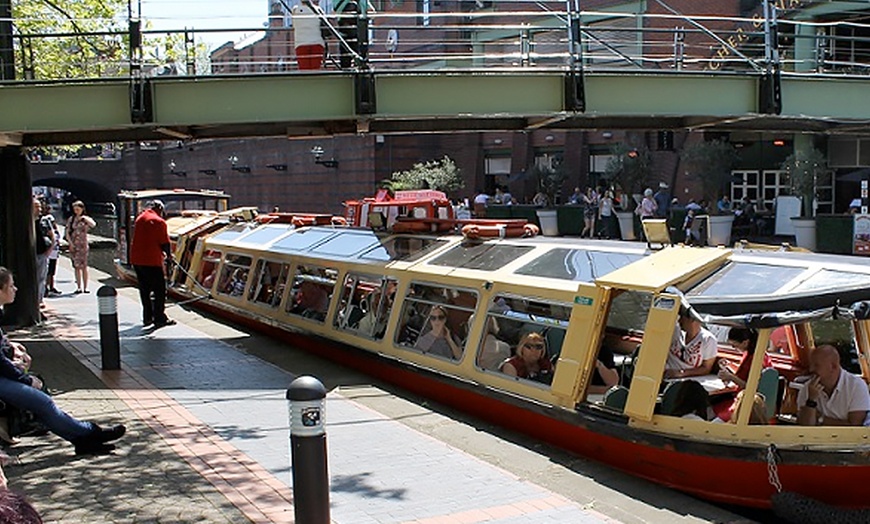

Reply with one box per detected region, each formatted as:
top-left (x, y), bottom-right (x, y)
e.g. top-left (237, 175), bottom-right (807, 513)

top-left (1, 258), bottom-right (752, 523)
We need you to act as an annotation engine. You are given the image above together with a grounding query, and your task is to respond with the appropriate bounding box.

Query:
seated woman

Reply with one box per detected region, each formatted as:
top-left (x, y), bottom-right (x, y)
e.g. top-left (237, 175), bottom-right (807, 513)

top-left (0, 266), bottom-right (126, 454)
top-left (414, 305), bottom-right (463, 360)
top-left (500, 332), bottom-right (553, 384)
top-left (714, 327), bottom-right (773, 422)
top-left (587, 345), bottom-right (620, 395)
top-left (725, 390), bottom-right (769, 425)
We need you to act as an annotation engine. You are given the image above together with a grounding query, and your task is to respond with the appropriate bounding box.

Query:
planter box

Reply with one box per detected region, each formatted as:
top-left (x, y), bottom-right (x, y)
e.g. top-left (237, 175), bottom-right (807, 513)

top-left (706, 215), bottom-right (735, 247)
top-left (615, 211), bottom-right (636, 240)
top-left (536, 209), bottom-right (559, 236)
top-left (791, 217), bottom-right (816, 251)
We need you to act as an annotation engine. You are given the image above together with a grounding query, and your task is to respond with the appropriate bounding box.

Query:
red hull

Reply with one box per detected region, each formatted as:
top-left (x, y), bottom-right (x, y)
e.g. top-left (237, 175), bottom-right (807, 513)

top-left (185, 297), bottom-right (870, 510)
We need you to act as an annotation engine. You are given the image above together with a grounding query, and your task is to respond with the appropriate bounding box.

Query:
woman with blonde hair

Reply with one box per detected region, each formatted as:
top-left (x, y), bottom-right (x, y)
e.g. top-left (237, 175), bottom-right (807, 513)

top-left (65, 200), bottom-right (96, 293)
top-left (501, 332), bottom-right (553, 383)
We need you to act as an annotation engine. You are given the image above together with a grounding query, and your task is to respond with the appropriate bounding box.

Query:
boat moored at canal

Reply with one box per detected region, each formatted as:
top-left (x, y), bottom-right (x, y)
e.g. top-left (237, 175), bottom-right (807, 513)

top-left (119, 189), bottom-right (870, 511)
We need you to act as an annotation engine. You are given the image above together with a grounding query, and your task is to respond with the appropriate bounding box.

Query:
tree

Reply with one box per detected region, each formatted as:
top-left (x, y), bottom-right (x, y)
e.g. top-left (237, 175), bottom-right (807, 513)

top-left (529, 162), bottom-right (566, 207)
top-left (382, 156), bottom-right (464, 194)
top-left (780, 147), bottom-right (826, 218)
top-left (681, 138), bottom-right (740, 214)
top-left (12, 0), bottom-right (128, 80)
top-left (603, 142), bottom-right (652, 208)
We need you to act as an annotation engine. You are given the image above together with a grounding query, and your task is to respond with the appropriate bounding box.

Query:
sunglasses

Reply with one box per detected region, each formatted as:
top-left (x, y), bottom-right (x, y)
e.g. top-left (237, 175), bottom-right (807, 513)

top-left (524, 343), bottom-right (545, 350)
top-left (430, 314), bottom-right (446, 320)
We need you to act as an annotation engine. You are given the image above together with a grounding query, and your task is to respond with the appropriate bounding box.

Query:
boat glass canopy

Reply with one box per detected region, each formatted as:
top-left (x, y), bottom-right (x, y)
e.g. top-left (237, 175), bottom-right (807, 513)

top-left (514, 248), bottom-right (644, 282)
top-left (210, 223), bottom-right (259, 243)
top-left (359, 236), bottom-right (448, 262)
top-left (429, 242), bottom-right (534, 271)
top-left (310, 231), bottom-right (383, 258)
top-left (272, 229), bottom-right (335, 253)
top-left (686, 262), bottom-right (806, 298)
top-left (790, 269), bottom-right (870, 293)
top-left (234, 224), bottom-right (293, 247)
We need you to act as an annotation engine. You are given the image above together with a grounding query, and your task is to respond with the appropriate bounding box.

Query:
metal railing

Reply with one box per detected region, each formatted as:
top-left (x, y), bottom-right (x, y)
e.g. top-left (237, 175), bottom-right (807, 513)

top-left (4, 0), bottom-right (870, 82)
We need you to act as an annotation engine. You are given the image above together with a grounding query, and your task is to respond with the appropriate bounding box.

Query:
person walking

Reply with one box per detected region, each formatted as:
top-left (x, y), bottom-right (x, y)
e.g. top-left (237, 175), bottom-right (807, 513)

top-left (64, 200), bottom-right (96, 294)
top-left (32, 198), bottom-right (54, 308)
top-left (0, 266), bottom-right (126, 454)
top-left (130, 200), bottom-right (175, 327)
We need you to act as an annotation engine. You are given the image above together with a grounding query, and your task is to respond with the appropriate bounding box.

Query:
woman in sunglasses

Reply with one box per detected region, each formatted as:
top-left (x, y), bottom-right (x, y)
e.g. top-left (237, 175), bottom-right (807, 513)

top-left (415, 305), bottom-right (463, 360)
top-left (501, 332), bottom-right (553, 383)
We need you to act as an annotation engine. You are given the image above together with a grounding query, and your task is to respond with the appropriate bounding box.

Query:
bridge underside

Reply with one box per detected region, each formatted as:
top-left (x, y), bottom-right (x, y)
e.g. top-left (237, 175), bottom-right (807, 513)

top-left (2, 72), bottom-right (869, 146)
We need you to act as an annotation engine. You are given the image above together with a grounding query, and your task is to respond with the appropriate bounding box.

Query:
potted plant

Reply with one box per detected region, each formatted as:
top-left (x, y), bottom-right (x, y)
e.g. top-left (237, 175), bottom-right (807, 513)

top-left (529, 163), bottom-right (566, 236)
top-left (604, 142), bottom-right (652, 240)
top-left (780, 147), bottom-right (826, 251)
top-left (681, 137), bottom-right (740, 246)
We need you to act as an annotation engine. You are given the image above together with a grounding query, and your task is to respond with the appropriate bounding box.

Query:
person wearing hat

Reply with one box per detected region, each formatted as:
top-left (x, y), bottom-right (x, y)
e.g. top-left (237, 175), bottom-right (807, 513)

top-left (130, 200), bottom-right (175, 327)
top-left (653, 182), bottom-right (670, 219)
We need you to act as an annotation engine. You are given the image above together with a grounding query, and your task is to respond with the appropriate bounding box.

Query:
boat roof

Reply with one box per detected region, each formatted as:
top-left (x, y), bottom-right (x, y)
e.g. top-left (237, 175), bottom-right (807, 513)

top-left (198, 223), bottom-right (870, 323)
top-left (118, 188), bottom-right (230, 200)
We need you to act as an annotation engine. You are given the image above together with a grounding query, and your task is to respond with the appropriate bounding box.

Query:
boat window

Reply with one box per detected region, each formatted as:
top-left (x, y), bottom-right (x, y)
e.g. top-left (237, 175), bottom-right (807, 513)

top-left (514, 248), bottom-right (643, 281)
top-left (196, 249), bottom-right (222, 292)
top-left (394, 282), bottom-right (478, 362)
top-left (607, 290), bottom-right (651, 334)
top-left (686, 262), bottom-right (806, 298)
top-left (333, 273), bottom-right (398, 340)
top-left (429, 242), bottom-right (534, 271)
top-left (285, 264), bottom-right (338, 323)
top-left (247, 259), bottom-right (292, 309)
top-left (810, 317), bottom-right (861, 375)
top-left (479, 294), bottom-right (570, 386)
top-left (790, 269), bottom-right (870, 294)
top-left (236, 225), bottom-right (293, 247)
top-left (272, 229), bottom-right (335, 253)
top-left (210, 223), bottom-right (259, 243)
top-left (216, 254), bottom-right (253, 298)
top-left (359, 236), bottom-right (447, 262)
top-left (310, 231), bottom-right (382, 257)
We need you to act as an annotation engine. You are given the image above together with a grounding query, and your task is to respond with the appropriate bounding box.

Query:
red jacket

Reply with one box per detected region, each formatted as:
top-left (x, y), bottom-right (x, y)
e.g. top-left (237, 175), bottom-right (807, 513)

top-left (130, 209), bottom-right (169, 267)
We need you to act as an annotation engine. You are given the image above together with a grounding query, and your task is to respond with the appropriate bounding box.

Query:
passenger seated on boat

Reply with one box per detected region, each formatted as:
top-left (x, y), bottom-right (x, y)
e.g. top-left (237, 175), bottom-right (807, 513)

top-left (588, 345), bottom-right (620, 395)
top-left (662, 380), bottom-right (709, 420)
top-left (227, 268), bottom-right (247, 297)
top-left (724, 390), bottom-right (768, 425)
top-left (500, 333), bottom-right (554, 385)
top-left (664, 308), bottom-right (717, 380)
top-left (201, 270), bottom-right (216, 290)
top-left (294, 280), bottom-right (330, 320)
top-left (477, 317), bottom-right (510, 371)
top-left (797, 344), bottom-right (870, 427)
top-left (713, 328), bottom-right (773, 422)
top-left (414, 306), bottom-right (463, 360)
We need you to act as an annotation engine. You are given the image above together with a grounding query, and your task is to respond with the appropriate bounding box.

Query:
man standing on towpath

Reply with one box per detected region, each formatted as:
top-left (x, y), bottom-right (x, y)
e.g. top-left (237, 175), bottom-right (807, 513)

top-left (130, 200), bottom-right (175, 328)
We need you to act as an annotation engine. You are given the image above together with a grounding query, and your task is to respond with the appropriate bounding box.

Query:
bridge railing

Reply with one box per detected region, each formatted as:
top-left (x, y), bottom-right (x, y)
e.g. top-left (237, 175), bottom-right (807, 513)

top-left (6, 2), bottom-right (870, 81)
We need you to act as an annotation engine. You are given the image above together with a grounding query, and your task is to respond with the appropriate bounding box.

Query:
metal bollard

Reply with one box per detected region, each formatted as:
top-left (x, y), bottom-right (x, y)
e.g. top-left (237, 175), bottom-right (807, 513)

top-left (97, 285), bottom-right (120, 370)
top-left (287, 376), bottom-right (330, 524)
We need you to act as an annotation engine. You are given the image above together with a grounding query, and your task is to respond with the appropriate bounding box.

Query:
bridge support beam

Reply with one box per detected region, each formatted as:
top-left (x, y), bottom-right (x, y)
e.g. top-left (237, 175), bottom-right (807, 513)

top-left (0, 146), bottom-right (39, 326)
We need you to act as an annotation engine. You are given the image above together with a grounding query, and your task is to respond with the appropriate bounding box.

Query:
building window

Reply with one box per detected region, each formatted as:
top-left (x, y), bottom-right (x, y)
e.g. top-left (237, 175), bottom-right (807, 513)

top-left (485, 156), bottom-right (511, 176)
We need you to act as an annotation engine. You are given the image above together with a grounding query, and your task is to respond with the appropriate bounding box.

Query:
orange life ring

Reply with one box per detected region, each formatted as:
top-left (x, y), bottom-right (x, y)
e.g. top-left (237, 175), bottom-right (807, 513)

top-left (291, 216), bottom-right (317, 227)
top-left (331, 216), bottom-right (348, 226)
top-left (523, 224), bottom-right (540, 237)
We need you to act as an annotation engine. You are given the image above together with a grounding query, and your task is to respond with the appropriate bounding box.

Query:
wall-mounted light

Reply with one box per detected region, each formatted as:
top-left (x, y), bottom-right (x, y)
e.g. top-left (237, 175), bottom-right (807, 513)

top-left (228, 154), bottom-right (251, 173)
top-left (773, 139), bottom-right (785, 147)
top-left (198, 169), bottom-right (217, 176)
top-left (602, 131), bottom-right (613, 139)
top-left (168, 159), bottom-right (186, 177)
top-left (266, 163), bottom-right (288, 171)
top-left (493, 138), bottom-right (503, 145)
top-left (545, 135), bottom-right (555, 142)
top-left (311, 145), bottom-right (339, 168)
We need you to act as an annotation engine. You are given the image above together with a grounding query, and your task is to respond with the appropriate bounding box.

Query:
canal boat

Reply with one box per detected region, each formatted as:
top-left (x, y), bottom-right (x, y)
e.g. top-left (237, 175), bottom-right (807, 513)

top-left (118, 190), bottom-right (870, 511)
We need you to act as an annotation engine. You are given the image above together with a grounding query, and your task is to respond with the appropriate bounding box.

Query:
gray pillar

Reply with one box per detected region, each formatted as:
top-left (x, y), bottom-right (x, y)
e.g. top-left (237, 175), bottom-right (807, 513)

top-left (0, 147), bottom-right (39, 326)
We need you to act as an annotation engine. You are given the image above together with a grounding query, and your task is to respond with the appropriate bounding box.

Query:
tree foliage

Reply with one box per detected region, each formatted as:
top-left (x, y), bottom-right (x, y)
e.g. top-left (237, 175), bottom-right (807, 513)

top-left (781, 147), bottom-right (826, 217)
top-left (604, 142), bottom-right (653, 198)
top-left (529, 162), bottom-right (566, 207)
top-left (382, 156), bottom-right (464, 194)
top-left (12, 1), bottom-right (211, 80)
top-left (681, 138), bottom-right (740, 214)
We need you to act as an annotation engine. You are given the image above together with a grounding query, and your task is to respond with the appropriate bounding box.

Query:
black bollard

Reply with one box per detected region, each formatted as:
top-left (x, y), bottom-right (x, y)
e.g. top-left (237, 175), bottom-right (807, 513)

top-left (287, 376), bottom-right (329, 524)
top-left (97, 285), bottom-right (120, 370)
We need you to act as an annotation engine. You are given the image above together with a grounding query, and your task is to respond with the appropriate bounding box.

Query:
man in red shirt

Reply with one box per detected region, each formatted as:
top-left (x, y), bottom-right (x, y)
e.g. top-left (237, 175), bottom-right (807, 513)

top-left (130, 200), bottom-right (175, 327)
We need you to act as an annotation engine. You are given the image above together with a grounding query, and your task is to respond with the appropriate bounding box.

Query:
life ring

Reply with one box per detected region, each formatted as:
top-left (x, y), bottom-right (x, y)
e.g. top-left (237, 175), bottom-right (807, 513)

top-left (291, 216), bottom-right (317, 228)
top-left (523, 224), bottom-right (540, 237)
top-left (331, 216), bottom-right (348, 226)
top-left (461, 223), bottom-right (527, 239)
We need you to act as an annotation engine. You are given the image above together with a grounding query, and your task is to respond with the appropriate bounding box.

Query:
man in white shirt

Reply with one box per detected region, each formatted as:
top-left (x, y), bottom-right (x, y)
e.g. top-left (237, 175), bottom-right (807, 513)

top-left (665, 309), bottom-right (718, 379)
top-left (797, 344), bottom-right (870, 426)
